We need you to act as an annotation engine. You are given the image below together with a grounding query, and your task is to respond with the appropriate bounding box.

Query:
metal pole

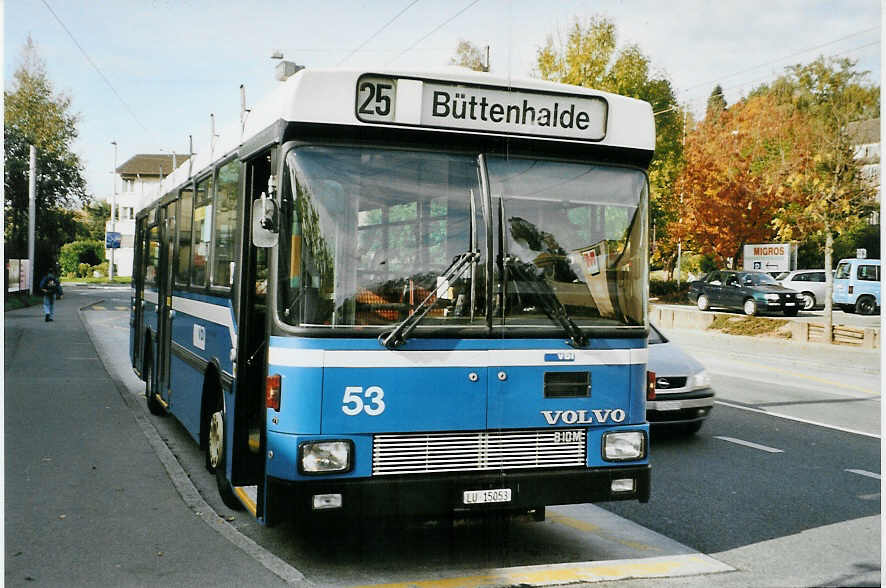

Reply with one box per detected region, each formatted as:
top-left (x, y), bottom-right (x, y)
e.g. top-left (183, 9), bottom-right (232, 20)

top-left (28, 145), bottom-right (36, 294)
top-left (110, 141), bottom-right (117, 280)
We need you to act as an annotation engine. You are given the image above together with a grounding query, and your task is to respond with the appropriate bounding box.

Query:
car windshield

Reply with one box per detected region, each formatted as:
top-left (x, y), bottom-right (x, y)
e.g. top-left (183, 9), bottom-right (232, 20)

top-left (277, 146), bottom-right (648, 333)
top-left (775, 272), bottom-right (789, 280)
top-left (743, 272), bottom-right (778, 286)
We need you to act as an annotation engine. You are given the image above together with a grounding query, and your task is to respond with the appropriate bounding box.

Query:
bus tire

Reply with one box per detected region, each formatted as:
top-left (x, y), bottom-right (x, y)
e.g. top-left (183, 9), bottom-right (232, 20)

top-left (144, 354), bottom-right (164, 416)
top-left (207, 385), bottom-right (244, 511)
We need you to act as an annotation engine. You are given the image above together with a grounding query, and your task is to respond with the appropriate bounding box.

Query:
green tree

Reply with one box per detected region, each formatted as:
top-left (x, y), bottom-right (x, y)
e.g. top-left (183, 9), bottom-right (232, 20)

top-left (534, 16), bottom-right (685, 276)
top-left (762, 57), bottom-right (879, 338)
top-left (4, 36), bottom-right (90, 279)
top-left (449, 39), bottom-right (487, 72)
top-left (706, 84), bottom-right (727, 119)
top-left (77, 200), bottom-right (111, 242)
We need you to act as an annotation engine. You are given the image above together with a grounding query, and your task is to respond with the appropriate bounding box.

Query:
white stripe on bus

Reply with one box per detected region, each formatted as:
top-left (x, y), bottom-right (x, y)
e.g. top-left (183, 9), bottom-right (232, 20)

top-left (171, 296), bottom-right (237, 348)
top-left (267, 347), bottom-right (647, 368)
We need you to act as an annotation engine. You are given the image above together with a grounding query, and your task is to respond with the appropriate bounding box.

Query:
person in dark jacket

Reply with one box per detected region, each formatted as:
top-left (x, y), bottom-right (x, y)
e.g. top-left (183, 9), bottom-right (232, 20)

top-left (39, 268), bottom-right (63, 322)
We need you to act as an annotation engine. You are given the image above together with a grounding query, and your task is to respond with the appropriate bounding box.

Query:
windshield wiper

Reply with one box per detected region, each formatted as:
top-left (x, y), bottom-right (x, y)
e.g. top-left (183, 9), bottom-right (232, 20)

top-left (379, 251), bottom-right (480, 349)
top-left (504, 258), bottom-right (588, 348)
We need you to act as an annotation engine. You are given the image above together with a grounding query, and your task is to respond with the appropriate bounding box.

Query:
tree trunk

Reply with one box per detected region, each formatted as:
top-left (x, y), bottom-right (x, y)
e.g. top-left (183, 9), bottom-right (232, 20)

top-left (823, 226), bottom-right (834, 345)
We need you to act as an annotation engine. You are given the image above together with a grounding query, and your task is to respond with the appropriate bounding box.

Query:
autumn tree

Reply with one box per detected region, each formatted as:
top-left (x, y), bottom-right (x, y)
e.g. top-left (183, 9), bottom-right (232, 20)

top-left (535, 16), bottom-right (685, 274)
top-left (449, 40), bottom-right (487, 72)
top-left (5, 36), bottom-right (90, 279)
top-left (673, 94), bottom-right (815, 265)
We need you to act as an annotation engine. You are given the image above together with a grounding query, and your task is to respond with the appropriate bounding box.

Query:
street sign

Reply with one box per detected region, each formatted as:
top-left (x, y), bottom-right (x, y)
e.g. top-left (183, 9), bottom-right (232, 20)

top-left (105, 231), bottom-right (122, 249)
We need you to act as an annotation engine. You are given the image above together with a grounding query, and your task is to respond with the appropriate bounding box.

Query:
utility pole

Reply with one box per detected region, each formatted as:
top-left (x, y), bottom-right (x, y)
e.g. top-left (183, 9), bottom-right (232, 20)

top-left (28, 145), bottom-right (37, 294)
top-left (676, 109), bottom-right (687, 286)
top-left (109, 141), bottom-right (118, 280)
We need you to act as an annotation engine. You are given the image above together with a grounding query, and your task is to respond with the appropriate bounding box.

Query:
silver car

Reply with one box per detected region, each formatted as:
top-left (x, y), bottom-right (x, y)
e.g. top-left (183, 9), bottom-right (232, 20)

top-left (777, 269), bottom-right (828, 310)
top-left (647, 325), bottom-right (714, 434)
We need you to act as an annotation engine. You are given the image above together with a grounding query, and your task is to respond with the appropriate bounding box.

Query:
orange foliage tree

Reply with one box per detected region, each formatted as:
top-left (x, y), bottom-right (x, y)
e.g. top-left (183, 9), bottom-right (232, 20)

top-left (672, 95), bottom-right (814, 266)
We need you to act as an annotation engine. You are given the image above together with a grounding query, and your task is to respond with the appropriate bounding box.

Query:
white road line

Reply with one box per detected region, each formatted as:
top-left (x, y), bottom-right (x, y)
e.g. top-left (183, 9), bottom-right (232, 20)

top-left (845, 469), bottom-right (881, 480)
top-left (715, 400), bottom-right (881, 439)
top-left (714, 436), bottom-right (784, 453)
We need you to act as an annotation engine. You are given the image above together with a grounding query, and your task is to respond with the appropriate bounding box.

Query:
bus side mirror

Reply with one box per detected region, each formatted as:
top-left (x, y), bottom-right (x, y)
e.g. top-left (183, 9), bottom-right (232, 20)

top-left (252, 194), bottom-right (279, 248)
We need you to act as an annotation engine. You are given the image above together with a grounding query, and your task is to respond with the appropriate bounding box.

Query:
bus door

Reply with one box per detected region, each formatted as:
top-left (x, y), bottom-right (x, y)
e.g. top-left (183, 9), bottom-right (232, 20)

top-left (232, 151), bottom-right (273, 488)
top-left (157, 201), bottom-right (177, 406)
top-left (131, 217), bottom-right (147, 371)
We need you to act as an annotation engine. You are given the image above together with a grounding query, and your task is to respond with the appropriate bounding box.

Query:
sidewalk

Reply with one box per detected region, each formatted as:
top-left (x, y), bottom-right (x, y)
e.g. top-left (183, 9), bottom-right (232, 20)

top-left (4, 289), bottom-right (292, 586)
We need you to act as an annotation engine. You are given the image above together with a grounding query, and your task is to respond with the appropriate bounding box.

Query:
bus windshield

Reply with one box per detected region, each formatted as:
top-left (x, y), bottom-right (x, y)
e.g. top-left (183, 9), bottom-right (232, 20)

top-left (278, 146), bottom-right (647, 333)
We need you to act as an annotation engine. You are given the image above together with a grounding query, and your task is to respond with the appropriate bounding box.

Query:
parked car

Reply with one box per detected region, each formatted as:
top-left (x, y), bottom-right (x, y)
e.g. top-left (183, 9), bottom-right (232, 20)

top-left (833, 258), bottom-right (880, 315)
top-left (687, 270), bottom-right (801, 316)
top-left (646, 324), bottom-right (714, 434)
top-left (777, 269), bottom-right (828, 310)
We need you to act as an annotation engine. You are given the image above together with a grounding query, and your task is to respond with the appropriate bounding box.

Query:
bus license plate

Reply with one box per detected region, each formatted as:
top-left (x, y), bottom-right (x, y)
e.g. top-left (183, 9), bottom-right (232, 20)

top-left (463, 488), bottom-right (512, 505)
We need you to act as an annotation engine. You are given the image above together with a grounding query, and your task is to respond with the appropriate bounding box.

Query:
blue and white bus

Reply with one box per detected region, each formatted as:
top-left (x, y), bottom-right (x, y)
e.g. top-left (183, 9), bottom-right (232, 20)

top-left (131, 66), bottom-right (655, 526)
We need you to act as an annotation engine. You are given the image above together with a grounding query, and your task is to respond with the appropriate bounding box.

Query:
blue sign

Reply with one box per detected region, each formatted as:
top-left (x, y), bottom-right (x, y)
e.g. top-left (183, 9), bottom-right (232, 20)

top-left (105, 231), bottom-right (122, 249)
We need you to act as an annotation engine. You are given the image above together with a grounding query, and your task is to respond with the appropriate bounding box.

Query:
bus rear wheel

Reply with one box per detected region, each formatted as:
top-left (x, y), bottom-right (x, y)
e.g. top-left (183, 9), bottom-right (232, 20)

top-left (207, 387), bottom-right (244, 511)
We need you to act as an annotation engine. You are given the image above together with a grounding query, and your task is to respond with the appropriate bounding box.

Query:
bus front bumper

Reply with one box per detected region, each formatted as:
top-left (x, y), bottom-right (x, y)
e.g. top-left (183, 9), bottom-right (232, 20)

top-left (270, 466), bottom-right (650, 518)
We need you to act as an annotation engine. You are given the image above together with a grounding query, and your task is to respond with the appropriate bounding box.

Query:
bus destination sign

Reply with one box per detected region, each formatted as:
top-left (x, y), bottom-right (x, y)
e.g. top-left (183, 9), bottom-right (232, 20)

top-left (356, 76), bottom-right (608, 141)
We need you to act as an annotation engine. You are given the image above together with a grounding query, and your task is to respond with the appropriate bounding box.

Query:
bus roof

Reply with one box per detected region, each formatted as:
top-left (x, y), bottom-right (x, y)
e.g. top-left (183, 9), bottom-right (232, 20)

top-left (157, 67), bottom-right (655, 198)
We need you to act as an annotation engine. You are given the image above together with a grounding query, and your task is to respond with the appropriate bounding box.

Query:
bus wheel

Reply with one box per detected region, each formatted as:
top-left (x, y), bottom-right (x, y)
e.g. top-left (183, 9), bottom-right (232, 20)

top-left (144, 356), bottom-right (164, 416)
top-left (207, 387), bottom-right (244, 511)
top-left (855, 296), bottom-right (877, 315)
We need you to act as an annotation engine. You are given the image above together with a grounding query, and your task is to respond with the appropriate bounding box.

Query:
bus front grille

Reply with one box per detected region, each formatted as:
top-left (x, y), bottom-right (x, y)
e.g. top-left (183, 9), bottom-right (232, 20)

top-left (372, 429), bottom-right (586, 476)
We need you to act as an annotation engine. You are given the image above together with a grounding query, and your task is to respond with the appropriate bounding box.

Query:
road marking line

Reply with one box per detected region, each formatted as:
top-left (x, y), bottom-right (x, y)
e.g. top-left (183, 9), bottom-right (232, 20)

top-left (846, 469), bottom-right (881, 480)
top-left (707, 359), bottom-right (878, 396)
top-left (714, 436), bottom-right (783, 453)
top-left (355, 553), bottom-right (734, 588)
top-left (715, 400), bottom-right (881, 439)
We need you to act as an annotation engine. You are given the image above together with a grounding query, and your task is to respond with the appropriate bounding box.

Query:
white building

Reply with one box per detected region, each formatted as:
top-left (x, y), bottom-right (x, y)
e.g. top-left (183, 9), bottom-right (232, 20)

top-left (106, 153), bottom-right (190, 276)
top-left (846, 118), bottom-right (880, 225)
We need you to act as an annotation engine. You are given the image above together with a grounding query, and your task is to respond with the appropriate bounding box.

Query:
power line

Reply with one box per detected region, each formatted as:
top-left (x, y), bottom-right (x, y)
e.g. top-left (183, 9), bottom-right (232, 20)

top-left (40, 0), bottom-right (150, 135)
top-left (386, 0), bottom-right (482, 66)
top-left (337, 0), bottom-right (422, 66)
top-left (682, 26), bottom-right (881, 95)
top-left (688, 39), bottom-right (881, 109)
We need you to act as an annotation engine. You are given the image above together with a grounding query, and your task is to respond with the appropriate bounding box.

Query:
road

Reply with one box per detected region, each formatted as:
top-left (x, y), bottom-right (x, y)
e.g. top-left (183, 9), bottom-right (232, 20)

top-left (7, 284), bottom-right (881, 587)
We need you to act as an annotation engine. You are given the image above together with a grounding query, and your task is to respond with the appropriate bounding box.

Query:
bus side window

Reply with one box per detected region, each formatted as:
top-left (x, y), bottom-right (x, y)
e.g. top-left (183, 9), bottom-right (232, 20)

top-left (212, 160), bottom-right (240, 288)
top-left (176, 185), bottom-right (194, 285)
top-left (191, 175), bottom-right (213, 287)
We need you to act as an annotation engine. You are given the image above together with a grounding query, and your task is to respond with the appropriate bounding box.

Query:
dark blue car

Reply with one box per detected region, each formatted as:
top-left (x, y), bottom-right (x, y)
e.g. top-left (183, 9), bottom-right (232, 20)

top-left (688, 270), bottom-right (801, 316)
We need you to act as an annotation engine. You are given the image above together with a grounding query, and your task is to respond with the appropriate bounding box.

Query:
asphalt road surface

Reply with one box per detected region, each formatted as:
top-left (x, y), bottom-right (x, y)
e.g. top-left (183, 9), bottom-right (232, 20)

top-left (7, 284), bottom-right (880, 587)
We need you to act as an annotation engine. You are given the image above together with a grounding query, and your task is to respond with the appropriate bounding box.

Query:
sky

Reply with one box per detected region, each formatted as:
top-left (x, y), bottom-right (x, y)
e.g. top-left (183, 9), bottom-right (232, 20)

top-left (4, 0), bottom-right (882, 203)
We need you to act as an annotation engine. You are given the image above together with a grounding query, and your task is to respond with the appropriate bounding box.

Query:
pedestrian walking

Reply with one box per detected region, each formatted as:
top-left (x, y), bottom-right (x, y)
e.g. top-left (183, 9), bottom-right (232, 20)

top-left (39, 267), bottom-right (63, 322)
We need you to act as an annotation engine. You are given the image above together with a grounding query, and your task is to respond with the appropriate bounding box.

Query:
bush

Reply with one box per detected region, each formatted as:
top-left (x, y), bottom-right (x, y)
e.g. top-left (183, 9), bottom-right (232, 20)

top-left (77, 263), bottom-right (90, 277)
top-left (59, 240), bottom-right (105, 275)
top-left (90, 262), bottom-right (109, 277)
top-left (649, 279), bottom-right (690, 303)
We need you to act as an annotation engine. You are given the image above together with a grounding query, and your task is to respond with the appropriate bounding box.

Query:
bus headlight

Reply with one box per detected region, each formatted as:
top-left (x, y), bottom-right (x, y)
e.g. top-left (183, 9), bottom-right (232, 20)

top-left (602, 431), bottom-right (646, 461)
top-left (299, 440), bottom-right (352, 474)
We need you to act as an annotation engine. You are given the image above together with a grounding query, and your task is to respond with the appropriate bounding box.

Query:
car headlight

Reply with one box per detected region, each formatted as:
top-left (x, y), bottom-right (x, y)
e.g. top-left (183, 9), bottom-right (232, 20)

top-left (765, 294), bottom-right (780, 301)
top-left (299, 440), bottom-right (353, 474)
top-left (688, 370), bottom-right (711, 389)
top-left (602, 431), bottom-right (646, 461)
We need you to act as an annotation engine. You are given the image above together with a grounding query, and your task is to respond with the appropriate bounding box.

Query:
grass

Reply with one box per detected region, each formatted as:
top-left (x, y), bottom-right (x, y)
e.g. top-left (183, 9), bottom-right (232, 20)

top-left (707, 314), bottom-right (792, 338)
top-left (60, 276), bottom-right (130, 285)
